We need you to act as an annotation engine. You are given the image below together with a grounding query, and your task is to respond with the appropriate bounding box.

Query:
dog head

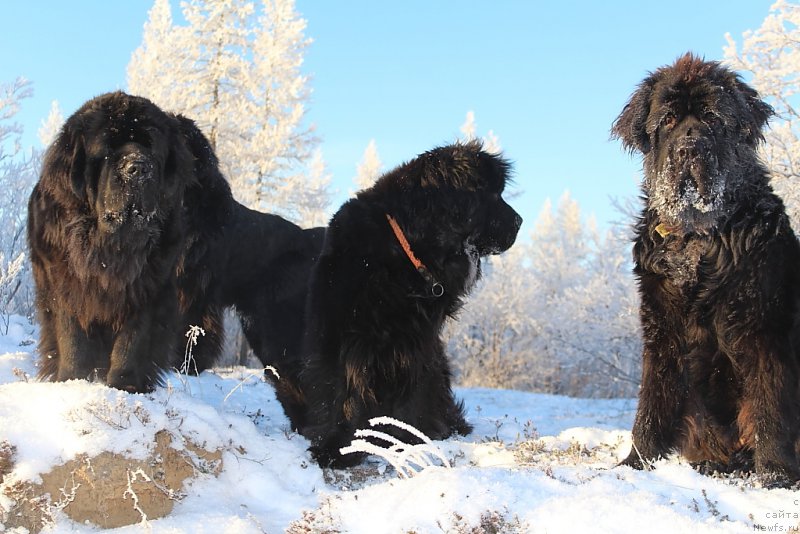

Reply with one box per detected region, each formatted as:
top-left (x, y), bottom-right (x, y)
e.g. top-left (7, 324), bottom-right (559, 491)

top-left (367, 141), bottom-right (523, 256)
top-left (612, 53), bottom-right (773, 231)
top-left (41, 91), bottom-right (193, 234)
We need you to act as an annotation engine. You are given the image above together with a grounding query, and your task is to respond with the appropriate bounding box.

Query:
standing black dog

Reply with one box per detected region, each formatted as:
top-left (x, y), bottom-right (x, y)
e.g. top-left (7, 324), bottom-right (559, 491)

top-left (29, 92), bottom-right (194, 392)
top-left (612, 53), bottom-right (800, 485)
top-left (30, 93), bottom-right (323, 396)
top-left (299, 141), bottom-right (522, 467)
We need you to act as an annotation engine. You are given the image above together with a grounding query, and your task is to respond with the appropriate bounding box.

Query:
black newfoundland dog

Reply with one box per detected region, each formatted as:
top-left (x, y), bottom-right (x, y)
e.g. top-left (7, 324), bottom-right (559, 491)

top-left (298, 141), bottom-right (522, 467)
top-left (612, 53), bottom-right (800, 485)
top-left (30, 93), bottom-right (322, 397)
top-left (29, 92), bottom-right (194, 392)
top-left (175, 116), bottom-right (324, 422)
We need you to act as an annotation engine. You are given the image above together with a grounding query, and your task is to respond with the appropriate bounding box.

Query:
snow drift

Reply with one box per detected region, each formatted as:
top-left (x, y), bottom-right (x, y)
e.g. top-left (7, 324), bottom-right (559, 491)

top-left (0, 316), bottom-right (796, 533)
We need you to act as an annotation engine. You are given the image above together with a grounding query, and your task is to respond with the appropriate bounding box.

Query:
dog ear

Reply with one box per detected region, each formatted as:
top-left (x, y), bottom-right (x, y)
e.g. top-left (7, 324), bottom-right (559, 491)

top-left (68, 137), bottom-right (87, 199)
top-left (733, 77), bottom-right (773, 145)
top-left (611, 78), bottom-right (656, 154)
top-left (174, 114), bottom-right (233, 233)
top-left (163, 119), bottom-right (195, 191)
top-left (41, 119), bottom-right (87, 199)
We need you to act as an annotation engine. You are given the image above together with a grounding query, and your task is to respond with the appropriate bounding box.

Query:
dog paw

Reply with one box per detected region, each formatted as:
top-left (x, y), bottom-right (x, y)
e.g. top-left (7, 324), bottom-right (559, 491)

top-left (309, 444), bottom-right (363, 469)
top-left (617, 451), bottom-right (652, 471)
top-left (106, 371), bottom-right (149, 394)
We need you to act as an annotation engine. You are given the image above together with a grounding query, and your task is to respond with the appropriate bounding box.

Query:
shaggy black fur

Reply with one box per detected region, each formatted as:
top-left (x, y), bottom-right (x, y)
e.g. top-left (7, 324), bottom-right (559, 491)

top-left (174, 116), bottom-right (324, 422)
top-left (29, 93), bottom-right (323, 396)
top-left (29, 92), bottom-right (194, 392)
top-left (298, 141), bottom-right (522, 467)
top-left (612, 53), bottom-right (800, 486)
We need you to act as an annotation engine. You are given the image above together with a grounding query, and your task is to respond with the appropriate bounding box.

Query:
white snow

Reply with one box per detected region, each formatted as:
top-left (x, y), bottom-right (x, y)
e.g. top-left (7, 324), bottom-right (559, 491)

top-left (0, 315), bottom-right (797, 533)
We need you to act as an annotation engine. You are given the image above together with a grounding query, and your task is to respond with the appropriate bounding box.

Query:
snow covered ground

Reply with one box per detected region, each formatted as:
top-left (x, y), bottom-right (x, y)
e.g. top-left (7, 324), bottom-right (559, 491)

top-left (0, 315), bottom-right (797, 533)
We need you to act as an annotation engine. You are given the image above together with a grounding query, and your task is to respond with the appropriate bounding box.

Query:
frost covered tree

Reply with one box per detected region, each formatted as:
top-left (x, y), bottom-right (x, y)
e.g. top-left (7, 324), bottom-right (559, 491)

top-left (282, 148), bottom-right (331, 227)
top-left (353, 139), bottom-right (383, 193)
top-left (528, 193), bottom-right (593, 294)
top-left (129, 0), bottom-right (252, 153)
top-left (528, 193), bottom-right (640, 397)
top-left (724, 0), bottom-right (800, 223)
top-left (537, 220), bottom-right (641, 397)
top-left (37, 100), bottom-right (62, 148)
top-left (460, 111), bottom-right (477, 141)
top-left (482, 130), bottom-right (501, 154)
top-left (447, 242), bottom-right (543, 391)
top-left (128, 0), bottom-right (322, 220)
top-left (242, 0), bottom-right (317, 213)
top-left (459, 110), bottom-right (501, 153)
top-left (0, 78), bottom-right (39, 319)
top-left (448, 192), bottom-right (641, 398)
top-left (126, 0), bottom-right (179, 107)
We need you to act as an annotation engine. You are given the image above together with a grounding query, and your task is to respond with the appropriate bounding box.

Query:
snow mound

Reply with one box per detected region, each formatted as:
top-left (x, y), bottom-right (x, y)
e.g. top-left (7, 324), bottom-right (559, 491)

top-left (0, 316), bottom-right (796, 533)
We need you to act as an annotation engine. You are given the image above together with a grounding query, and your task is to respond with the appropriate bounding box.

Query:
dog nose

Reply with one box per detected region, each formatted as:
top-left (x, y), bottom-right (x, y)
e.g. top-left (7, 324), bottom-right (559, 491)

top-left (677, 135), bottom-right (708, 160)
top-left (121, 155), bottom-right (152, 181)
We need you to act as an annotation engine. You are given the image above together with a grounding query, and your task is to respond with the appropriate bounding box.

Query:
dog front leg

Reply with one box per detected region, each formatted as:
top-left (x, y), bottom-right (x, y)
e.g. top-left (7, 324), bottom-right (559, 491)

top-left (107, 313), bottom-right (157, 393)
top-left (308, 390), bottom-right (368, 468)
top-left (621, 339), bottom-right (687, 470)
top-left (54, 310), bottom-right (107, 382)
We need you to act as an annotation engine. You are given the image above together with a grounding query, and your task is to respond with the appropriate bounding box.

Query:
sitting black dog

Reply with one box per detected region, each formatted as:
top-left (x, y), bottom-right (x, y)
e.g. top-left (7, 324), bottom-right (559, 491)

top-left (612, 53), bottom-right (800, 486)
top-left (298, 141), bottom-right (522, 467)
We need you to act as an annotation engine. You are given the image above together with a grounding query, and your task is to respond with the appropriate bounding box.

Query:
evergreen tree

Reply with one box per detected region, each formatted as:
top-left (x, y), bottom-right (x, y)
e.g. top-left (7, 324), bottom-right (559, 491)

top-left (128, 0), bottom-right (323, 220)
top-left (242, 0), bottom-right (317, 212)
top-left (459, 110), bottom-right (502, 152)
top-left (353, 139), bottom-right (383, 193)
top-left (37, 100), bottom-right (62, 148)
top-left (127, 0), bottom-right (179, 107)
top-left (460, 110), bottom-right (477, 141)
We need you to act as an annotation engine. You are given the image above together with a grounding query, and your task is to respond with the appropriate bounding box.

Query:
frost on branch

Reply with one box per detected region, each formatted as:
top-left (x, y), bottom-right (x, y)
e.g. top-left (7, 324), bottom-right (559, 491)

top-left (0, 77), bottom-right (38, 319)
top-left (0, 252), bottom-right (25, 334)
top-left (179, 325), bottom-right (206, 376)
top-left (339, 416), bottom-right (453, 478)
top-left (724, 0), bottom-right (800, 225)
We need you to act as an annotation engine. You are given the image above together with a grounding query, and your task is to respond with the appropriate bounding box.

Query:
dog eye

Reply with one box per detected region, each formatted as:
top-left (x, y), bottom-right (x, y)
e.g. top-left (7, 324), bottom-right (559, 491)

top-left (663, 113), bottom-right (677, 129)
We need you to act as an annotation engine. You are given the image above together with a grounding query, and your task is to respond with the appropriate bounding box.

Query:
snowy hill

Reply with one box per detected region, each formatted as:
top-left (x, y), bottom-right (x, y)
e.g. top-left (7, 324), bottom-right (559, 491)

top-left (0, 315), bottom-right (796, 533)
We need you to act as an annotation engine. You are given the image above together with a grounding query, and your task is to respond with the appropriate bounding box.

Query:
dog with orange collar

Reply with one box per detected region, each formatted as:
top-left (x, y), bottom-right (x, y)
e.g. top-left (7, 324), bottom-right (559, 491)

top-left (296, 141), bottom-right (522, 468)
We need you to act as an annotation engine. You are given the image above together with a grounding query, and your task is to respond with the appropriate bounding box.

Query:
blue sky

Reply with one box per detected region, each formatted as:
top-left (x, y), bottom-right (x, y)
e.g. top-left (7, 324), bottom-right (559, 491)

top-left (2, 1), bottom-right (773, 234)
